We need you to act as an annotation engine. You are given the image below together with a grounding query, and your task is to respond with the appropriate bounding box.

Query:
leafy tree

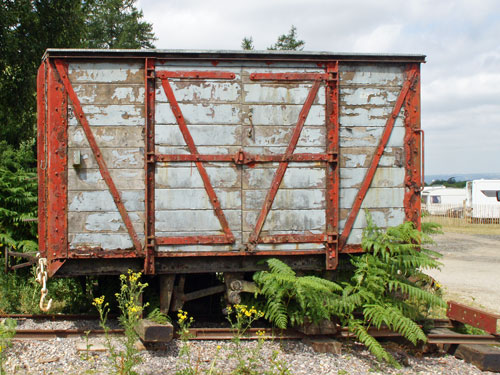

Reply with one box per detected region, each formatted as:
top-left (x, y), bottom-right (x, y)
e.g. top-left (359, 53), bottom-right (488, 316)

top-left (0, 0), bottom-right (155, 146)
top-left (268, 25), bottom-right (305, 51)
top-left (83, 0), bottom-right (156, 49)
top-left (241, 36), bottom-right (254, 50)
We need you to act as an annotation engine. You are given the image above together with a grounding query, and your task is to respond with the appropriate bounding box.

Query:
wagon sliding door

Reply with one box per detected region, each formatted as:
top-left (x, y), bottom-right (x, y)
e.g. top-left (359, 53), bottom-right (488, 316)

top-left (148, 61), bottom-right (340, 272)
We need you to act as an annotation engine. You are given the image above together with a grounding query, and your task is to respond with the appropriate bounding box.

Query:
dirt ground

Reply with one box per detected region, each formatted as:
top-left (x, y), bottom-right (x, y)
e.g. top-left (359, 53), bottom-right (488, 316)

top-left (425, 231), bottom-right (500, 316)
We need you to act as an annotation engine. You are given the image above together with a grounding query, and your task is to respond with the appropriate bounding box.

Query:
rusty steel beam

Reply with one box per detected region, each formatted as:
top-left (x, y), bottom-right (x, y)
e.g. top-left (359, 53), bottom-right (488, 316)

top-left (46, 61), bottom-right (68, 276)
top-left (155, 152), bottom-right (334, 163)
top-left (157, 71), bottom-right (236, 79)
top-left (325, 62), bottom-right (340, 270)
top-left (259, 234), bottom-right (326, 244)
top-left (404, 64), bottom-right (422, 228)
top-left (37, 61), bottom-right (48, 259)
top-left (249, 80), bottom-right (322, 244)
top-left (160, 78), bottom-right (235, 243)
top-left (338, 69), bottom-right (418, 250)
top-left (250, 72), bottom-right (330, 81)
top-left (154, 249), bottom-right (326, 257)
top-left (447, 301), bottom-right (500, 335)
top-left (156, 236), bottom-right (233, 245)
top-left (54, 60), bottom-right (142, 255)
top-left (145, 58), bottom-right (156, 274)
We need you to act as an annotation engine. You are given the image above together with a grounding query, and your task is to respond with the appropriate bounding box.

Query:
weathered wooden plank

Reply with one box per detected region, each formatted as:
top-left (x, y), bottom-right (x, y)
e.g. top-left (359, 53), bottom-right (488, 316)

top-left (243, 83), bottom-right (325, 104)
top-left (73, 84), bottom-right (145, 105)
top-left (155, 81), bottom-right (241, 102)
top-left (338, 208), bottom-right (406, 230)
top-left (339, 65), bottom-right (405, 86)
top-left (243, 167), bottom-right (325, 189)
top-left (341, 87), bottom-right (399, 106)
top-left (157, 244), bottom-right (238, 252)
top-left (68, 148), bottom-right (143, 169)
top-left (252, 243), bottom-right (325, 251)
top-left (68, 104), bottom-right (144, 126)
top-left (241, 146), bottom-right (326, 155)
top-left (155, 189), bottom-right (241, 210)
top-left (155, 210), bottom-right (241, 232)
top-left (246, 104), bottom-right (324, 126)
top-left (242, 126), bottom-right (325, 147)
top-left (68, 126), bottom-right (144, 147)
top-left (69, 233), bottom-right (144, 249)
top-left (156, 103), bottom-right (240, 125)
top-left (68, 190), bottom-right (144, 212)
top-left (243, 209), bottom-right (325, 232)
top-left (340, 167), bottom-right (405, 189)
top-left (68, 212), bottom-right (144, 233)
top-left (339, 147), bottom-right (404, 168)
top-left (345, 228), bottom-right (363, 245)
top-left (156, 166), bottom-right (240, 189)
top-left (155, 145), bottom-right (241, 155)
top-left (243, 189), bottom-right (325, 210)
top-left (155, 124), bottom-right (241, 146)
top-left (68, 62), bottom-right (144, 83)
top-left (340, 107), bottom-right (405, 127)
top-left (340, 187), bottom-right (405, 209)
top-left (340, 126), bottom-right (405, 147)
top-left (68, 168), bottom-right (144, 190)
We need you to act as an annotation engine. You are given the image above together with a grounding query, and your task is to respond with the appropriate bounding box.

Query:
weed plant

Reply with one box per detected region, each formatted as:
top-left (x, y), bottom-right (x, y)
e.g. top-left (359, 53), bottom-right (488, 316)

top-left (0, 318), bottom-right (16, 375)
top-left (94, 270), bottom-right (148, 375)
top-left (254, 214), bottom-right (446, 367)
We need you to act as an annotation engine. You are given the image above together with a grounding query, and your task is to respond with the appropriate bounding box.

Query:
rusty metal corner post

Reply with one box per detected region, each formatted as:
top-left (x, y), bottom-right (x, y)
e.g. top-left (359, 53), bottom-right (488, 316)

top-left (144, 58), bottom-right (156, 275)
top-left (37, 61), bottom-right (48, 259)
top-left (325, 62), bottom-right (340, 270)
top-left (45, 60), bottom-right (69, 276)
top-left (403, 63), bottom-right (422, 229)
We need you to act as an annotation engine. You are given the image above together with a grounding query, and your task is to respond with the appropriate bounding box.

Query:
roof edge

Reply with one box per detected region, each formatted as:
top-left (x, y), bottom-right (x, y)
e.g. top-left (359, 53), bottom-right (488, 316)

top-left (43, 48), bottom-right (426, 63)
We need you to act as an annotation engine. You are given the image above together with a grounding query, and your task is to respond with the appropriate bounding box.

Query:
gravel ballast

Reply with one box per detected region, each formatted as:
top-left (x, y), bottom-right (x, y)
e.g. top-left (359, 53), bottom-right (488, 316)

top-left (3, 319), bottom-right (496, 375)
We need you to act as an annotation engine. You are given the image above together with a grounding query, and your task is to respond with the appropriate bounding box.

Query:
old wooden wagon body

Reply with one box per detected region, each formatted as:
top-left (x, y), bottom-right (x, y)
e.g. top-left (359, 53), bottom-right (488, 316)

top-left (37, 49), bottom-right (424, 292)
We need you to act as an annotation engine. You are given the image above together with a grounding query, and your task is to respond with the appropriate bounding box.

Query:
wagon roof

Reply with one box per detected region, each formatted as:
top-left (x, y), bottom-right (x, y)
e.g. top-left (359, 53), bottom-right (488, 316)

top-left (43, 48), bottom-right (426, 63)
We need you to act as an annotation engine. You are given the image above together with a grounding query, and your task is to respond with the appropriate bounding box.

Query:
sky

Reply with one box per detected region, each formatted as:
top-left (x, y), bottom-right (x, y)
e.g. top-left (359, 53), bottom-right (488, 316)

top-left (137, 0), bottom-right (500, 176)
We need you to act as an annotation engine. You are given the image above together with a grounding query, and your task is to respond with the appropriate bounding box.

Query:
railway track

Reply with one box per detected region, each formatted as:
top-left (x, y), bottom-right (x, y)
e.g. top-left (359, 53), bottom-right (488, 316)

top-left (4, 315), bottom-right (499, 345)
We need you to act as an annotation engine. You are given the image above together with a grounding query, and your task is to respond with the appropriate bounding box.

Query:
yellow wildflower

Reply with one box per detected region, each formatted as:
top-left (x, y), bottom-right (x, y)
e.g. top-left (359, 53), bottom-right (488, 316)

top-left (92, 296), bottom-right (105, 306)
top-left (216, 345), bottom-right (221, 350)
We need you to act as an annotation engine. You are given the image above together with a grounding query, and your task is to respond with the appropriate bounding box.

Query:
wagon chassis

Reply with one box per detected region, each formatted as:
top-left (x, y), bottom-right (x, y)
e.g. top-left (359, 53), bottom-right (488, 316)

top-left (38, 52), bottom-right (423, 278)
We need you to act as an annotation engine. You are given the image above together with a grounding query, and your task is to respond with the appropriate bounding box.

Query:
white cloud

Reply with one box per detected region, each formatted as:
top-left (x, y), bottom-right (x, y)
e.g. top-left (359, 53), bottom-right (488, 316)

top-left (136, 0), bottom-right (500, 175)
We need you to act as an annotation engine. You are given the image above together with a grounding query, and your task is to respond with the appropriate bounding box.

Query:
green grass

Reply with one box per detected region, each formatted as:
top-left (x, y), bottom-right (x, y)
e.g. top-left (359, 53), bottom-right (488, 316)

top-left (422, 216), bottom-right (500, 235)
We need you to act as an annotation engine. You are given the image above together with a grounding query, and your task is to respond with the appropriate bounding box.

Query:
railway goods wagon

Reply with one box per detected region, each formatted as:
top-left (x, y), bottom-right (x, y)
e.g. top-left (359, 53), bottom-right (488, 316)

top-left (37, 49), bottom-right (424, 310)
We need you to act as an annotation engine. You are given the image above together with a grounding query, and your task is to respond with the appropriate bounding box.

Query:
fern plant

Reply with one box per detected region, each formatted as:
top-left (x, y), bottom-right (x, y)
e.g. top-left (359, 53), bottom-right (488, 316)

top-left (253, 258), bottom-right (342, 328)
top-left (253, 213), bottom-right (445, 367)
top-left (0, 139), bottom-right (38, 253)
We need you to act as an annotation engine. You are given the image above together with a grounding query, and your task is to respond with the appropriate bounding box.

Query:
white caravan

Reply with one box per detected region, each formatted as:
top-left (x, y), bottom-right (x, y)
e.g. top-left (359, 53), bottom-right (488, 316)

top-left (465, 180), bottom-right (500, 219)
top-left (422, 187), bottom-right (466, 215)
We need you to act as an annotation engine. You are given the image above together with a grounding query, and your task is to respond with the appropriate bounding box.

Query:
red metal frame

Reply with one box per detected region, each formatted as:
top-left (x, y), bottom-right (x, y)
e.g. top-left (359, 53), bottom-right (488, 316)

top-left (338, 69), bottom-right (418, 250)
top-left (145, 58), bottom-right (156, 274)
top-left (403, 64), bottom-right (422, 227)
top-left (37, 62), bottom-right (48, 259)
top-left (248, 79), bottom-right (322, 244)
top-left (153, 68), bottom-right (339, 261)
top-left (53, 60), bottom-right (142, 254)
top-left (157, 71), bottom-right (236, 246)
top-left (325, 62), bottom-right (340, 269)
top-left (46, 61), bottom-right (68, 276)
top-left (155, 152), bottom-right (334, 163)
top-left (447, 301), bottom-right (499, 335)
